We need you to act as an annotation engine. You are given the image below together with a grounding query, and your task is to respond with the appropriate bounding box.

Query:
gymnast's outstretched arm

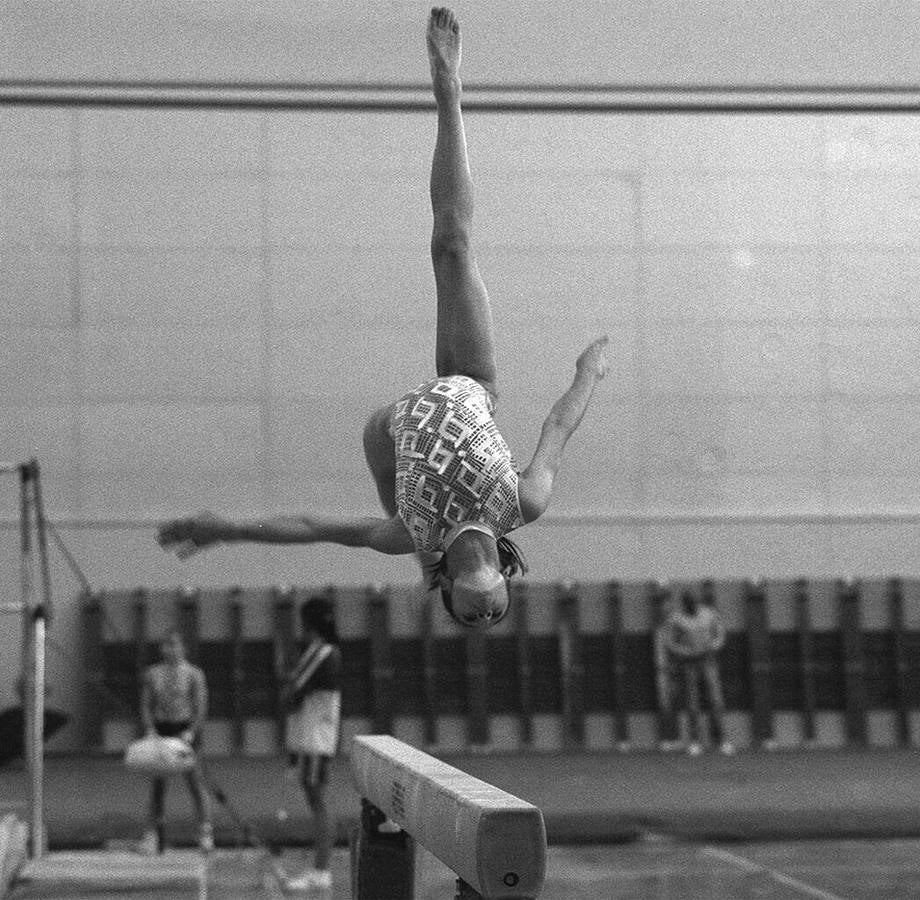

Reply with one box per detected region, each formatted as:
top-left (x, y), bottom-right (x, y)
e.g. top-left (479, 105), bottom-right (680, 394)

top-left (517, 336), bottom-right (610, 523)
top-left (157, 511), bottom-right (416, 558)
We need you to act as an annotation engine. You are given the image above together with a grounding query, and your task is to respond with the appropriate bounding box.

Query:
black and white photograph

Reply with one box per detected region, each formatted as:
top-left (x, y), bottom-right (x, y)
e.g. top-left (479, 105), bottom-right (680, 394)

top-left (2, 2), bottom-right (920, 897)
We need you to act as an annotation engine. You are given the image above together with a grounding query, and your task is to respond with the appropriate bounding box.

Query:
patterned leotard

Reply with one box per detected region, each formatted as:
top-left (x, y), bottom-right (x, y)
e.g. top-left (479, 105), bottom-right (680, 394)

top-left (390, 375), bottom-right (525, 553)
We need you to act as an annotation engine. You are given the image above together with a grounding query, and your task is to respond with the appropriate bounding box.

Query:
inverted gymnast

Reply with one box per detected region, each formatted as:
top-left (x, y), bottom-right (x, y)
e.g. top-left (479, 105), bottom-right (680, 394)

top-left (158, 7), bottom-right (609, 629)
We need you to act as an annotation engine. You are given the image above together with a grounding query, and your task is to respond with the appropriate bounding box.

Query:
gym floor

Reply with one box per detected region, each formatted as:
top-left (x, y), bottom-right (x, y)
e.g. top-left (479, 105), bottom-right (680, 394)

top-left (3, 746), bottom-right (920, 897)
top-left (8, 839), bottom-right (920, 898)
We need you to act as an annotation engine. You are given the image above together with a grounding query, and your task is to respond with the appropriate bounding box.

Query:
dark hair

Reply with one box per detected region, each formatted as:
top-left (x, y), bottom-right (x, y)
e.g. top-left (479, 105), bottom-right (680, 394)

top-left (300, 596), bottom-right (338, 643)
top-left (425, 536), bottom-right (527, 627)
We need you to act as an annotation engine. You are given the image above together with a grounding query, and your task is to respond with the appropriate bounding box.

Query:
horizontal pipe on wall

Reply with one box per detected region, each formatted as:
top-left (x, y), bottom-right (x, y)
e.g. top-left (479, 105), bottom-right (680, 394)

top-left (4, 509), bottom-right (920, 531)
top-left (5, 80), bottom-right (920, 112)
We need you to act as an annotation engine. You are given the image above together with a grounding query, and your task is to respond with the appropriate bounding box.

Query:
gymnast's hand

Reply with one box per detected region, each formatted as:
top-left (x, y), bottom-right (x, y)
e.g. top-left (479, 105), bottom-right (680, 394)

top-left (576, 335), bottom-right (610, 380)
top-left (157, 511), bottom-right (226, 559)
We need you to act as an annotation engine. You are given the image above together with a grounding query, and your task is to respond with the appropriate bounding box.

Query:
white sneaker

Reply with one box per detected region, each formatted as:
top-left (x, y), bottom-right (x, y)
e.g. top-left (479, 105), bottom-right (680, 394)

top-left (285, 868), bottom-right (332, 891)
top-left (719, 741), bottom-right (736, 756)
top-left (199, 822), bottom-right (214, 853)
top-left (138, 829), bottom-right (158, 856)
top-left (686, 742), bottom-right (703, 757)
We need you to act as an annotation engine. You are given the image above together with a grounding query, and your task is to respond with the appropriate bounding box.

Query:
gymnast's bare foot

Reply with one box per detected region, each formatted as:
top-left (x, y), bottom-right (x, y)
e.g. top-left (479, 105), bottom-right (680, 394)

top-left (427, 7), bottom-right (461, 95)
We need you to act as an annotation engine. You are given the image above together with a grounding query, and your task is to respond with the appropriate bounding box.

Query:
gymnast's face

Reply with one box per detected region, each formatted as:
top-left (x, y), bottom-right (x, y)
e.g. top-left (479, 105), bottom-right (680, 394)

top-left (161, 632), bottom-right (185, 664)
top-left (438, 571), bottom-right (510, 629)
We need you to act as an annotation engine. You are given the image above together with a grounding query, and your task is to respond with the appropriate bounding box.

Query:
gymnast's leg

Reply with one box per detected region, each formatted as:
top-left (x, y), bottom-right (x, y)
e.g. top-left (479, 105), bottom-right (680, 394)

top-left (143, 776), bottom-right (166, 854)
top-left (427, 7), bottom-right (497, 395)
top-left (362, 8), bottom-right (493, 521)
top-left (301, 762), bottom-right (332, 871)
top-left (184, 768), bottom-right (213, 851)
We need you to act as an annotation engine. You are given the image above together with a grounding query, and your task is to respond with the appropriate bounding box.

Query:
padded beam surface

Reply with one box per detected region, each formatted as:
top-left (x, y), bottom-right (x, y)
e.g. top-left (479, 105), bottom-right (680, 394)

top-left (351, 735), bottom-right (546, 898)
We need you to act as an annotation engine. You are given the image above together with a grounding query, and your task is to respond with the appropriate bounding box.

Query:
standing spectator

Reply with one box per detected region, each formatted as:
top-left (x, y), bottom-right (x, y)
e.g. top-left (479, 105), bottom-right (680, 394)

top-left (281, 597), bottom-right (342, 893)
top-left (666, 590), bottom-right (734, 756)
top-left (139, 630), bottom-right (212, 853)
top-left (652, 587), bottom-right (681, 751)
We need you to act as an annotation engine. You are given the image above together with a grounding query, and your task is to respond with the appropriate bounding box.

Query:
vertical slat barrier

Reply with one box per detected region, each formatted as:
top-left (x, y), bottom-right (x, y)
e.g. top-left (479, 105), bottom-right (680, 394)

top-left (556, 582), bottom-right (584, 749)
top-left (649, 581), bottom-right (678, 748)
top-left (887, 577), bottom-right (911, 747)
top-left (837, 579), bottom-right (868, 747)
top-left (368, 586), bottom-right (394, 735)
top-left (606, 581), bottom-right (630, 749)
top-left (321, 585), bottom-right (339, 640)
top-left (794, 578), bottom-right (817, 746)
top-left (131, 589), bottom-right (148, 734)
top-left (228, 588), bottom-right (245, 753)
top-left (466, 629), bottom-right (489, 747)
top-left (420, 595), bottom-right (438, 746)
top-left (743, 580), bottom-right (774, 748)
top-left (175, 587), bottom-right (200, 662)
top-left (512, 582), bottom-right (533, 748)
top-left (324, 585), bottom-right (339, 619)
top-left (83, 576), bottom-right (920, 759)
top-left (699, 579), bottom-right (716, 609)
top-left (81, 591), bottom-right (104, 750)
top-left (272, 586), bottom-right (296, 751)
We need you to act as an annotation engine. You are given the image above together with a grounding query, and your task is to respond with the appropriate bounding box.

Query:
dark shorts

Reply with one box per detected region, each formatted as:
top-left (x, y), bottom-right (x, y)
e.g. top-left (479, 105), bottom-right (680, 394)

top-left (287, 752), bottom-right (332, 788)
top-left (154, 720), bottom-right (200, 750)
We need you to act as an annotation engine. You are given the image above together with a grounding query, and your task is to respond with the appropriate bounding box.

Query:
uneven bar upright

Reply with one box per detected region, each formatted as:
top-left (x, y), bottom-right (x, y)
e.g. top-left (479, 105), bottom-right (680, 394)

top-left (351, 735), bottom-right (546, 899)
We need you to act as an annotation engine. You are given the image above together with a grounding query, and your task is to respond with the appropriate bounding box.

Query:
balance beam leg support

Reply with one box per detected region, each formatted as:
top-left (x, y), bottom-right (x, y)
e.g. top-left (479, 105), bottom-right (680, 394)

top-left (350, 735), bottom-right (546, 900)
top-left (351, 799), bottom-right (416, 900)
top-left (457, 878), bottom-right (487, 899)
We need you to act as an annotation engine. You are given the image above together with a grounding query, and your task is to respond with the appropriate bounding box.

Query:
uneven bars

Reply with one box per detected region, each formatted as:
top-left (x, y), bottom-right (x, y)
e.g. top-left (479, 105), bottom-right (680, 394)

top-left (351, 735), bottom-right (546, 899)
top-left (29, 608), bottom-right (46, 861)
top-left (5, 458), bottom-right (50, 860)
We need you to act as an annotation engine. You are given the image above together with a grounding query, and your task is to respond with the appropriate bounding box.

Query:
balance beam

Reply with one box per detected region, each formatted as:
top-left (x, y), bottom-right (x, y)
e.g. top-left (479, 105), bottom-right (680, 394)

top-left (350, 735), bottom-right (546, 899)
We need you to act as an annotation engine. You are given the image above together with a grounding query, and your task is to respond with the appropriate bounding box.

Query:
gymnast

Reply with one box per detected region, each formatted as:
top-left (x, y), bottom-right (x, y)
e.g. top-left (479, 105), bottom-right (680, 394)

top-left (158, 7), bottom-right (609, 629)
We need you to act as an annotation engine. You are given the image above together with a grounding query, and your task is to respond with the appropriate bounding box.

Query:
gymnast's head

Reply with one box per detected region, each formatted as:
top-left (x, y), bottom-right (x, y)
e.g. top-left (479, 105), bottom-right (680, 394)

top-left (299, 595), bottom-right (338, 644)
top-left (427, 533), bottom-right (527, 629)
top-left (160, 630), bottom-right (186, 664)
